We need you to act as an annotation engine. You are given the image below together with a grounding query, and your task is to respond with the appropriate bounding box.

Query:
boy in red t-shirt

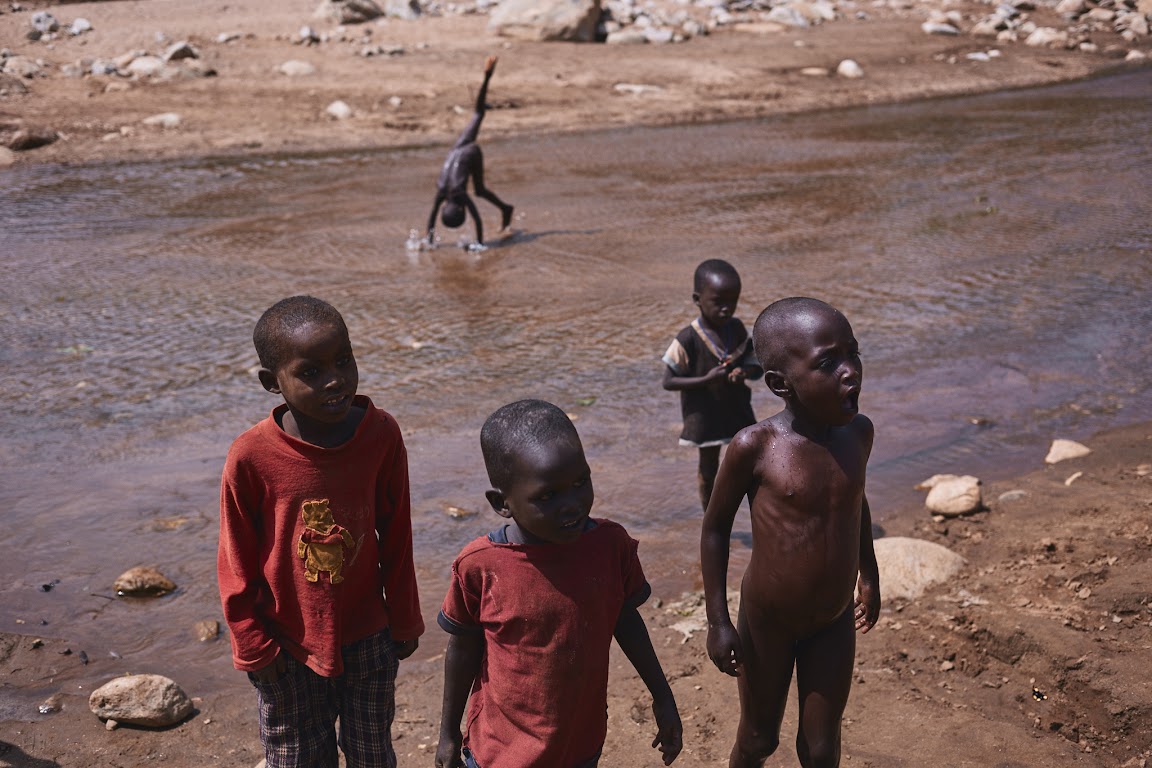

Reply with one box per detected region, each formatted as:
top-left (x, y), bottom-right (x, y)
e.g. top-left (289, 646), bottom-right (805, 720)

top-left (435, 399), bottom-right (683, 768)
top-left (217, 295), bottom-right (424, 768)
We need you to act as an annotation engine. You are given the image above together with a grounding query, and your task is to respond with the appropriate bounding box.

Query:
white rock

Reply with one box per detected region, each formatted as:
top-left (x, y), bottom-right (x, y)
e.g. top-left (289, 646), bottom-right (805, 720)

top-left (89, 675), bottom-right (193, 727)
top-left (217, 32), bottom-right (241, 43)
top-left (1126, 49), bottom-right (1148, 60)
top-left (800, 66), bottom-right (830, 76)
top-left (922, 21), bottom-right (960, 35)
top-left (1025, 27), bottom-right (1068, 47)
top-left (925, 475), bottom-right (983, 516)
top-left (163, 41), bottom-right (199, 61)
top-left (69, 18), bottom-right (93, 36)
top-left (31, 11), bottom-right (59, 34)
top-left (874, 537), bottom-right (966, 600)
top-left (836, 58), bottom-right (864, 78)
top-left (966, 51), bottom-right (992, 61)
top-left (1044, 438), bottom-right (1091, 464)
top-left (325, 100), bottom-right (354, 119)
top-left (142, 112), bottom-right (182, 129)
top-left (2, 55), bottom-right (43, 78)
top-left (488, 0), bottom-right (602, 42)
top-left (278, 60), bottom-right (317, 76)
top-left (126, 56), bottom-right (166, 77)
top-left (384, 0), bottom-right (421, 19)
top-left (766, 5), bottom-right (810, 27)
top-left (644, 27), bottom-right (676, 43)
top-left (914, 473), bottom-right (962, 490)
top-left (1054, 0), bottom-right (1087, 15)
top-left (315, 0), bottom-right (385, 24)
top-left (606, 28), bottom-right (649, 43)
top-left (1126, 14), bottom-right (1150, 35)
top-left (613, 82), bottom-right (664, 95)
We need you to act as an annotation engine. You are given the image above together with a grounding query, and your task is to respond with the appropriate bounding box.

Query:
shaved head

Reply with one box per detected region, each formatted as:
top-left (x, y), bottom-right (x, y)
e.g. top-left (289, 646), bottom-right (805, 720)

top-left (753, 297), bottom-right (848, 371)
top-left (481, 399), bottom-right (581, 489)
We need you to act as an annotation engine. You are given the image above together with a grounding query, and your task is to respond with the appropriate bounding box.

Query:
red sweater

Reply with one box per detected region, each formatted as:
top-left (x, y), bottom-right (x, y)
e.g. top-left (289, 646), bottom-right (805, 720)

top-left (218, 396), bottom-right (424, 676)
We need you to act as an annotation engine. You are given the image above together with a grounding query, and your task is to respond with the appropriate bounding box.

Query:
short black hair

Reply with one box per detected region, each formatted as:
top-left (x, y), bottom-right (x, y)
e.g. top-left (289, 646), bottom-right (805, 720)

top-left (253, 295), bottom-right (348, 371)
top-left (753, 297), bottom-right (844, 370)
top-left (441, 201), bottom-right (466, 228)
top-left (480, 399), bottom-right (581, 489)
top-left (693, 259), bottom-right (741, 293)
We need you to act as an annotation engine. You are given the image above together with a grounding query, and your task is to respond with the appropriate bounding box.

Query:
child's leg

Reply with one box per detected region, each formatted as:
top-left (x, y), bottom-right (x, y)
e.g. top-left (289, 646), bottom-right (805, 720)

top-left (468, 147), bottom-right (514, 228)
top-left (336, 630), bottom-right (401, 768)
top-left (698, 445), bottom-right (721, 512)
top-left (729, 602), bottom-right (795, 768)
top-left (793, 608), bottom-right (855, 768)
top-left (252, 654), bottom-right (339, 768)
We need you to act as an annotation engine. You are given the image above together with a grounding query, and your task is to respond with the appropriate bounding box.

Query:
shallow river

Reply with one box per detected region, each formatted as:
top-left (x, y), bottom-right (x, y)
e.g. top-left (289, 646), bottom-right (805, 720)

top-left (1, 69), bottom-right (1150, 699)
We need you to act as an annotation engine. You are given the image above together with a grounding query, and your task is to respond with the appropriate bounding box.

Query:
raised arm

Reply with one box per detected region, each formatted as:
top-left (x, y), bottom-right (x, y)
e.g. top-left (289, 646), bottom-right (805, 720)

top-left (700, 430), bottom-right (757, 676)
top-left (615, 607), bottom-right (683, 765)
top-left (435, 632), bottom-right (484, 768)
top-left (475, 55), bottom-right (497, 113)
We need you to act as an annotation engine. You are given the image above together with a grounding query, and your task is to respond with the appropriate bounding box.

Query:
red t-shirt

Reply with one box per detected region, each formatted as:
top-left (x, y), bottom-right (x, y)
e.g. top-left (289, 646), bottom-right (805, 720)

top-left (439, 520), bottom-right (650, 768)
top-left (217, 395), bottom-right (424, 676)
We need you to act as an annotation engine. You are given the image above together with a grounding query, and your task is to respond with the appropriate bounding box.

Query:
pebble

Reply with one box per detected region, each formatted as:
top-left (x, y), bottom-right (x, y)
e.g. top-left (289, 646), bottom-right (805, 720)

top-left (922, 21), bottom-right (960, 35)
top-left (836, 58), bottom-right (864, 78)
top-left (69, 18), bottom-right (93, 36)
top-left (278, 60), bottom-right (318, 76)
top-left (326, 100), bottom-right (354, 119)
top-left (142, 112), bottom-right (182, 128)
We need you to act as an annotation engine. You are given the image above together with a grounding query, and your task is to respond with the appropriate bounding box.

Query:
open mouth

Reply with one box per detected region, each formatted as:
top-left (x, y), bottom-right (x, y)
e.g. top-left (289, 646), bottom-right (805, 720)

top-left (322, 395), bottom-right (349, 409)
top-left (559, 516), bottom-right (585, 530)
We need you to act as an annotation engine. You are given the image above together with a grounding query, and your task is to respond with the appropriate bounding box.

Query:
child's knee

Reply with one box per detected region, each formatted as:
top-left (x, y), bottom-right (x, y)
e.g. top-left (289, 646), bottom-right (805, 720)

top-left (735, 727), bottom-right (779, 761)
top-left (796, 730), bottom-right (840, 768)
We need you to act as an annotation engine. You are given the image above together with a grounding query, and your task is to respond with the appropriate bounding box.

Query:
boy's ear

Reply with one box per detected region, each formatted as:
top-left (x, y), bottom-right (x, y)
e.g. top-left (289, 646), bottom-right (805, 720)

top-left (485, 489), bottom-right (513, 519)
top-left (257, 368), bottom-right (281, 394)
top-left (765, 369), bottom-right (791, 399)
top-left (691, 291), bottom-right (701, 307)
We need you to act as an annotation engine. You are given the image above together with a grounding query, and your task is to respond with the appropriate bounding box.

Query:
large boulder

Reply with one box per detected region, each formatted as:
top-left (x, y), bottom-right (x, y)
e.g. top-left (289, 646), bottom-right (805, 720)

top-left (89, 675), bottom-right (193, 728)
top-left (874, 537), bottom-right (966, 600)
top-left (488, 0), bottom-right (602, 42)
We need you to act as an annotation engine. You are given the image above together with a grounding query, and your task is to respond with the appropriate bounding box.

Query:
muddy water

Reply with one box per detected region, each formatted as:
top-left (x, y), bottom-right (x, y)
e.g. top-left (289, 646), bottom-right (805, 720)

top-left (1, 70), bottom-right (1150, 699)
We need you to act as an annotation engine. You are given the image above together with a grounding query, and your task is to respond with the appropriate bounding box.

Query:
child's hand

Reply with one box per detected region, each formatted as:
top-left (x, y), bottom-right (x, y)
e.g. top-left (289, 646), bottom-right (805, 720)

top-left (727, 366), bottom-right (746, 384)
top-left (434, 736), bottom-right (463, 768)
top-left (706, 621), bottom-right (742, 676)
top-left (484, 55), bottom-right (498, 74)
top-left (651, 696), bottom-right (683, 765)
top-left (705, 364), bottom-right (729, 383)
top-left (854, 577), bottom-right (881, 634)
top-left (249, 651), bottom-right (287, 684)
top-left (395, 637), bottom-right (420, 660)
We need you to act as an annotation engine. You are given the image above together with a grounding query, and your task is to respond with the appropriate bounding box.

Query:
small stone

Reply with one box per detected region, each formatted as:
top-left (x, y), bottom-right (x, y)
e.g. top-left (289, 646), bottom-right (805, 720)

top-left (193, 619), bottom-right (220, 642)
top-left (126, 56), bottom-right (166, 78)
top-left (326, 100), bottom-right (354, 119)
top-left (998, 489), bottom-right (1027, 502)
top-left (0, 146), bottom-right (16, 167)
top-left (940, 660), bottom-right (955, 671)
top-left (69, 18), bottom-right (93, 36)
top-left (217, 32), bottom-right (241, 43)
top-left (1064, 471), bottom-right (1083, 486)
top-left (800, 66), bottom-right (830, 76)
top-left (836, 59), bottom-right (864, 78)
top-left (922, 21), bottom-right (961, 35)
top-left (1126, 49), bottom-right (1148, 60)
top-left (1045, 438), bottom-right (1091, 464)
top-left (38, 694), bottom-right (62, 714)
top-left (30, 11), bottom-right (59, 34)
top-left (279, 60), bottom-right (317, 76)
top-left (1077, 587), bottom-right (1091, 599)
top-left (142, 112), bottom-right (182, 129)
top-left (1025, 27), bottom-right (1068, 47)
top-left (613, 82), bottom-right (664, 95)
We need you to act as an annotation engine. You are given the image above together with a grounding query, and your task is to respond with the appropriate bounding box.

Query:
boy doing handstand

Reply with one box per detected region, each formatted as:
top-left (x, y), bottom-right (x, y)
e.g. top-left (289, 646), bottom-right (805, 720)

top-left (218, 296), bottom-right (424, 768)
top-left (435, 399), bottom-right (682, 768)
top-left (663, 259), bottom-right (763, 512)
top-left (701, 297), bottom-right (881, 768)
top-left (425, 55), bottom-right (514, 249)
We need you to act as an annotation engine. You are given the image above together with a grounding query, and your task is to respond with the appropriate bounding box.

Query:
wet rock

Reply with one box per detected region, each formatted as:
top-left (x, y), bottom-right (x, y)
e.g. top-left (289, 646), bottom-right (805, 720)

top-left (38, 693), bottom-right (62, 714)
top-left (488, 0), bottom-right (603, 42)
top-left (89, 674), bottom-right (193, 727)
top-left (142, 112), bottom-right (182, 129)
top-left (113, 566), bottom-right (176, 597)
top-left (69, 18), bottom-right (92, 36)
top-left (836, 58), bottom-right (864, 78)
top-left (1044, 438), bottom-right (1091, 464)
top-left (30, 11), bottom-right (58, 34)
top-left (315, 0), bottom-right (385, 24)
top-left (1025, 27), bottom-right (1068, 46)
top-left (326, 99), bottom-right (354, 119)
top-left (923, 474), bottom-right (983, 516)
top-left (193, 619), bottom-right (220, 642)
top-left (279, 60), bottom-right (317, 76)
top-left (126, 55), bottom-right (166, 78)
top-left (2, 55), bottom-right (43, 78)
top-left (874, 537), bottom-right (966, 600)
top-left (163, 41), bottom-right (199, 62)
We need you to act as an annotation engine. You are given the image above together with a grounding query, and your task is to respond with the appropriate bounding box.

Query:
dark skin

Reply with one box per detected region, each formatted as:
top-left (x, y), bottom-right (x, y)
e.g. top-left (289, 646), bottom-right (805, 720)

top-left (435, 437), bottom-right (683, 767)
top-left (663, 271), bottom-right (763, 511)
top-left (426, 55), bottom-right (514, 249)
top-left (250, 321), bottom-right (418, 683)
top-left (700, 304), bottom-right (880, 768)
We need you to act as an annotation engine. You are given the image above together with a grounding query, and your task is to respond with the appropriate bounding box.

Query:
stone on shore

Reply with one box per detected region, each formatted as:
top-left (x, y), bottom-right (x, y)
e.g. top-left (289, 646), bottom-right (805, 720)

top-left (163, 41), bottom-right (200, 62)
top-left (70, 18), bottom-right (93, 36)
top-left (31, 11), bottom-right (59, 34)
top-left (113, 566), bottom-right (176, 597)
top-left (924, 474), bottom-right (983, 516)
top-left (488, 0), bottom-right (602, 42)
top-left (142, 112), bottom-right (182, 129)
top-left (279, 60), bottom-right (318, 76)
top-left (314, 0), bottom-right (385, 24)
top-left (0, 146), bottom-right (16, 166)
top-left (837, 58), bottom-right (864, 78)
top-left (1045, 438), bottom-right (1091, 464)
top-left (89, 674), bottom-right (193, 728)
top-left (1025, 27), bottom-right (1068, 46)
top-left (875, 537), bottom-right (966, 600)
top-left (2, 56), bottom-right (44, 79)
top-left (326, 100), bottom-right (354, 119)
top-left (126, 56), bottom-right (166, 78)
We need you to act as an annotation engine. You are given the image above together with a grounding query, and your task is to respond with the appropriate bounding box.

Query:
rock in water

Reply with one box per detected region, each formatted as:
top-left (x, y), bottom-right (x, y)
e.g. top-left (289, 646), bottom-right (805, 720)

top-left (89, 674), bottom-right (193, 727)
top-left (874, 537), bottom-right (966, 600)
top-left (1045, 438), bottom-right (1091, 464)
top-left (114, 566), bottom-right (176, 597)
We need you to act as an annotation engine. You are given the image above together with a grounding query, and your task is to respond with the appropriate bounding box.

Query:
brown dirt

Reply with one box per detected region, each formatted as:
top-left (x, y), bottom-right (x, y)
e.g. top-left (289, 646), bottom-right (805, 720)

top-left (0, 0), bottom-right (1146, 167)
top-left (3, 422), bottom-right (1150, 767)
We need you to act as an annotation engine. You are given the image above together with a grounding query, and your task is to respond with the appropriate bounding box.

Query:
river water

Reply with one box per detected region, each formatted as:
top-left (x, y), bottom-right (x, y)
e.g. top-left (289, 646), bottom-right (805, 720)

top-left (1, 69), bottom-right (1150, 698)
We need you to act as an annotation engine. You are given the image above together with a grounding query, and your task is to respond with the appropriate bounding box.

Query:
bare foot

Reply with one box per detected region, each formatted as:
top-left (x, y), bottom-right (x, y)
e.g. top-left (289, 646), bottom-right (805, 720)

top-left (501, 205), bottom-right (514, 230)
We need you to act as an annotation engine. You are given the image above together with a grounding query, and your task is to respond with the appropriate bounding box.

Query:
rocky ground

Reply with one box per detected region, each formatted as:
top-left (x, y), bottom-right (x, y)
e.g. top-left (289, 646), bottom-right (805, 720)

top-left (1, 0), bottom-right (1150, 167)
top-left (2, 423), bottom-right (1150, 767)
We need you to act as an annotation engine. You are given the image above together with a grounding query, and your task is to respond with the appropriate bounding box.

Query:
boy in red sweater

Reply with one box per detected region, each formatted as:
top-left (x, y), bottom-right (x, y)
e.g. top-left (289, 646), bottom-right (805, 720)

top-left (435, 399), bottom-right (682, 768)
top-left (218, 295), bottom-right (424, 768)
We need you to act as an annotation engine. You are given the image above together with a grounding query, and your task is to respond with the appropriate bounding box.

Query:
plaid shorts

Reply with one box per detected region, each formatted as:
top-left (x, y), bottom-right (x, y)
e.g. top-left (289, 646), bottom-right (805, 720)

top-left (250, 630), bottom-right (399, 768)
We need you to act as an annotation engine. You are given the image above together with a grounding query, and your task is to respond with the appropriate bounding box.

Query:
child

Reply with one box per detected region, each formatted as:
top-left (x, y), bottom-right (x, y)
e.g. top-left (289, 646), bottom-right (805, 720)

top-left (662, 259), bottom-right (763, 512)
top-left (700, 297), bottom-right (881, 768)
top-left (217, 295), bottom-right (424, 768)
top-left (434, 399), bottom-right (683, 768)
top-left (425, 55), bottom-right (514, 250)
